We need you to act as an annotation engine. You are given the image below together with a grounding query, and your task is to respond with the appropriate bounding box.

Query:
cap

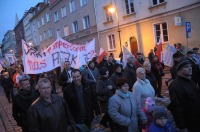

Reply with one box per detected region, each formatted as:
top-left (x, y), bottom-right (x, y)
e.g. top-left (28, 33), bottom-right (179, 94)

top-left (176, 58), bottom-right (191, 71)
top-left (153, 106), bottom-right (167, 120)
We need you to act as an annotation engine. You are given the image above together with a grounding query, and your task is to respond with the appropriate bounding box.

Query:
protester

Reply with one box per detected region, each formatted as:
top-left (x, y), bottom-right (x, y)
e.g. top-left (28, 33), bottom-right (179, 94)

top-left (63, 69), bottom-right (100, 129)
top-left (1, 72), bottom-right (14, 103)
top-left (141, 97), bottom-right (156, 132)
top-left (96, 67), bottom-right (116, 128)
top-left (169, 58), bottom-right (200, 131)
top-left (83, 60), bottom-right (99, 85)
top-left (132, 67), bottom-right (155, 108)
top-left (108, 78), bottom-right (147, 132)
top-left (111, 63), bottom-right (126, 85)
top-left (28, 78), bottom-right (76, 132)
top-left (124, 55), bottom-right (137, 90)
top-left (99, 55), bottom-right (108, 68)
top-left (136, 52), bottom-right (145, 66)
top-left (109, 53), bottom-right (117, 65)
top-left (104, 56), bottom-right (115, 77)
top-left (58, 61), bottom-right (73, 91)
top-left (143, 61), bottom-right (158, 95)
top-left (148, 106), bottom-right (174, 132)
top-left (192, 47), bottom-right (200, 66)
top-left (12, 77), bottom-right (39, 132)
top-left (151, 55), bottom-right (164, 98)
top-left (16, 67), bottom-right (30, 85)
top-left (148, 49), bottom-right (154, 63)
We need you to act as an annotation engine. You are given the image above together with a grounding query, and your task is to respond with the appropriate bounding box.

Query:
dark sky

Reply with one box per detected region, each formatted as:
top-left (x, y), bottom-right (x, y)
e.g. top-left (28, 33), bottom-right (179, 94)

top-left (0, 0), bottom-right (43, 43)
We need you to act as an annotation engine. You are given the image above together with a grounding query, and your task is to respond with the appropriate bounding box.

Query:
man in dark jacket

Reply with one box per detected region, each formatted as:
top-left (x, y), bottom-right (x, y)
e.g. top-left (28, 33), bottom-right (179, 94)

top-left (58, 61), bottom-right (73, 91)
top-left (169, 59), bottom-right (200, 132)
top-left (124, 55), bottom-right (137, 91)
top-left (28, 78), bottom-right (76, 132)
top-left (63, 69), bottom-right (101, 129)
top-left (12, 77), bottom-right (39, 132)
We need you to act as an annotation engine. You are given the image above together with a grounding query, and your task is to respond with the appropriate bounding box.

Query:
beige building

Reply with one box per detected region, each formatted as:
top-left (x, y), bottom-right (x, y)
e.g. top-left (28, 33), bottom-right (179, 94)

top-left (95, 0), bottom-right (200, 57)
top-left (30, 0), bottom-right (99, 52)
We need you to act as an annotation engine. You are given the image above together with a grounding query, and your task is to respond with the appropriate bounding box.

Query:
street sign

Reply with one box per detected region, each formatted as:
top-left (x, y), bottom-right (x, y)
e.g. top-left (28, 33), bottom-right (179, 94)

top-left (186, 22), bottom-right (191, 32)
top-left (186, 22), bottom-right (191, 38)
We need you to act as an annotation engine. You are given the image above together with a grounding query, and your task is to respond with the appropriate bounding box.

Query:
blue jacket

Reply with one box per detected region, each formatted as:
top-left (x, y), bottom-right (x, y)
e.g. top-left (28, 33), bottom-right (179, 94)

top-left (148, 122), bottom-right (175, 132)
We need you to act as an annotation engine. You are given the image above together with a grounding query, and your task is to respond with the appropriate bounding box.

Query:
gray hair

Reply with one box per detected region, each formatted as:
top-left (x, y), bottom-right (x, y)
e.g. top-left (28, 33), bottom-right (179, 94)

top-left (136, 67), bottom-right (145, 75)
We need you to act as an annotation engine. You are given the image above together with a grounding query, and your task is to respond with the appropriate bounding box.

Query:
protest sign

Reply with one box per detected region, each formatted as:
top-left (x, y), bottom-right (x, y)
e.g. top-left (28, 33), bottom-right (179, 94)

top-left (163, 43), bottom-right (177, 67)
top-left (22, 38), bottom-right (96, 74)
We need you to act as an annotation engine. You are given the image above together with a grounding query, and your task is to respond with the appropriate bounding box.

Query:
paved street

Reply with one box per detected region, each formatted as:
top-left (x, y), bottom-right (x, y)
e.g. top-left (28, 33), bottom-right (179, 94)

top-left (0, 68), bottom-right (171, 132)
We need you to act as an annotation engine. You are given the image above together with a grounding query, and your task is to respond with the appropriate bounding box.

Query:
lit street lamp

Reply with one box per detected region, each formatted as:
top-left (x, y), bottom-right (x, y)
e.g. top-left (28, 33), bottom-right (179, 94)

top-left (108, 0), bottom-right (122, 57)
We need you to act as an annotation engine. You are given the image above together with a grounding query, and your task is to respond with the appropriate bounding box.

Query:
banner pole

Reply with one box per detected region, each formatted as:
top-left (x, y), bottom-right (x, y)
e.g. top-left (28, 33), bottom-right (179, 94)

top-left (85, 64), bottom-right (96, 82)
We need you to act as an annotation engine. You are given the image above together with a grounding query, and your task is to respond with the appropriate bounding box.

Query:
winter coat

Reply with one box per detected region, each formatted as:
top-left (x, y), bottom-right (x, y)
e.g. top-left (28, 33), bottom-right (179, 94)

top-left (58, 69), bottom-right (72, 88)
top-left (96, 76), bottom-right (116, 113)
top-left (63, 81), bottom-right (101, 126)
top-left (12, 89), bottom-right (39, 130)
top-left (28, 94), bottom-right (76, 132)
top-left (108, 90), bottom-right (147, 132)
top-left (1, 77), bottom-right (13, 92)
top-left (148, 122), bottom-right (174, 132)
top-left (124, 63), bottom-right (137, 90)
top-left (104, 62), bottom-right (114, 77)
top-left (146, 70), bottom-right (158, 94)
top-left (132, 78), bottom-right (155, 108)
top-left (83, 67), bottom-right (99, 84)
top-left (168, 75), bottom-right (200, 129)
top-left (111, 71), bottom-right (126, 86)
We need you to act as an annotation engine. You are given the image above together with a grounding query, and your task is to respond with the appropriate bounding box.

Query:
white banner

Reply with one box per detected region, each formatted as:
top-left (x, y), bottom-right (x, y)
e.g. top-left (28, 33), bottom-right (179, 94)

top-left (22, 38), bottom-right (96, 74)
top-left (163, 43), bottom-right (177, 67)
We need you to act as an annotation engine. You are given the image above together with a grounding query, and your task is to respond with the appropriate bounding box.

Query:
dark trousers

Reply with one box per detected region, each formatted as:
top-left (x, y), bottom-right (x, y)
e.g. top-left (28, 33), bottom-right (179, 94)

top-left (4, 88), bottom-right (14, 102)
top-left (157, 77), bottom-right (162, 95)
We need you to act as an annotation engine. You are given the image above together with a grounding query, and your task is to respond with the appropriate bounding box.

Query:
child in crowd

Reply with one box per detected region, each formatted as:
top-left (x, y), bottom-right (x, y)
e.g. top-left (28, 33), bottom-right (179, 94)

top-left (148, 106), bottom-right (174, 132)
top-left (141, 97), bottom-right (156, 132)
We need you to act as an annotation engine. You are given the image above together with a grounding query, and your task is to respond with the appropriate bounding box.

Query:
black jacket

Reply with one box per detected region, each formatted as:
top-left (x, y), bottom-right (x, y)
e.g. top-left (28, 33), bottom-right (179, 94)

top-left (12, 89), bottom-right (39, 130)
top-left (58, 69), bottom-right (72, 89)
top-left (28, 94), bottom-right (76, 132)
top-left (63, 81), bottom-right (100, 126)
top-left (169, 76), bottom-right (200, 129)
top-left (124, 63), bottom-right (137, 90)
top-left (1, 77), bottom-right (13, 92)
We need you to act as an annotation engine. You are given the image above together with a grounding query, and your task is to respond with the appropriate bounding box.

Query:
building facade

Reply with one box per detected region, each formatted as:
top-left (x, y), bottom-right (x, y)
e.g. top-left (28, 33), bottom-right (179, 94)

top-left (14, 19), bottom-right (25, 58)
top-left (2, 30), bottom-right (16, 56)
top-left (29, 0), bottom-right (99, 52)
top-left (95, 0), bottom-right (200, 57)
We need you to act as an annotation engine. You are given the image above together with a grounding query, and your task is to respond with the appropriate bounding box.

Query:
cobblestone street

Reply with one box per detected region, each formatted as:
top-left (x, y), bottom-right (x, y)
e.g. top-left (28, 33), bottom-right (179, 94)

top-left (0, 68), bottom-right (171, 132)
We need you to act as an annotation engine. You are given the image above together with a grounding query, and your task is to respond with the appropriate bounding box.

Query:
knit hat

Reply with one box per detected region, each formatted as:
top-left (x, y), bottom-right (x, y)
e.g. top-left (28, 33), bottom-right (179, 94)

top-left (193, 47), bottom-right (199, 51)
top-left (145, 97), bottom-right (156, 113)
top-left (176, 58), bottom-right (191, 71)
top-left (99, 67), bottom-right (108, 75)
top-left (153, 106), bottom-right (167, 120)
top-left (172, 52), bottom-right (181, 58)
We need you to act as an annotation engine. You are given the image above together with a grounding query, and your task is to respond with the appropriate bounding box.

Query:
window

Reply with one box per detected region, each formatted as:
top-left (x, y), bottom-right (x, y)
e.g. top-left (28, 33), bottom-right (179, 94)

top-left (56, 29), bottom-right (61, 38)
top-left (34, 37), bottom-right (38, 46)
top-left (41, 17), bottom-right (45, 25)
top-left (72, 21), bottom-right (78, 33)
top-left (40, 34), bottom-right (42, 42)
top-left (83, 15), bottom-right (90, 29)
top-left (37, 20), bottom-right (40, 28)
top-left (44, 31), bottom-right (47, 40)
top-left (61, 6), bottom-right (67, 18)
top-left (125, 0), bottom-right (134, 14)
top-left (107, 34), bottom-right (116, 50)
top-left (32, 24), bottom-right (35, 32)
top-left (154, 22), bottom-right (168, 43)
top-left (64, 26), bottom-right (69, 36)
top-left (80, 0), bottom-right (88, 6)
top-left (105, 8), bottom-right (112, 22)
top-left (54, 11), bottom-right (59, 22)
top-left (48, 29), bottom-right (52, 38)
top-left (69, 0), bottom-right (76, 12)
top-left (46, 13), bottom-right (50, 22)
top-left (152, 0), bottom-right (165, 6)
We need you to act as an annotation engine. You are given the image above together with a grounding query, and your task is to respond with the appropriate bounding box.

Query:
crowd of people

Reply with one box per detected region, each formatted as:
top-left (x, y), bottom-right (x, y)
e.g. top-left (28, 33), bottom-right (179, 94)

top-left (0, 46), bottom-right (200, 132)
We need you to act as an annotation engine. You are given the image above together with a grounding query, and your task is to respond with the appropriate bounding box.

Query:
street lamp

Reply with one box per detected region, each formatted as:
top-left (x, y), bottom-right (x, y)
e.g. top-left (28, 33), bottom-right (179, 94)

top-left (108, 0), bottom-right (123, 57)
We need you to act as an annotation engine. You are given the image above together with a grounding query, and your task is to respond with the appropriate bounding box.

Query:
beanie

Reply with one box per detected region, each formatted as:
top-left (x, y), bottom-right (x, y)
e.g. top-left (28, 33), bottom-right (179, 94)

top-left (145, 97), bottom-right (156, 113)
top-left (176, 58), bottom-right (191, 71)
top-left (99, 67), bottom-right (108, 75)
top-left (153, 106), bottom-right (167, 120)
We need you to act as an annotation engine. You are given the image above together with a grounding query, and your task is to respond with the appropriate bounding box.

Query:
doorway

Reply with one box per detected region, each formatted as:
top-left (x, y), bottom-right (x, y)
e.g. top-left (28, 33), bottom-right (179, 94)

top-left (130, 36), bottom-right (138, 55)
